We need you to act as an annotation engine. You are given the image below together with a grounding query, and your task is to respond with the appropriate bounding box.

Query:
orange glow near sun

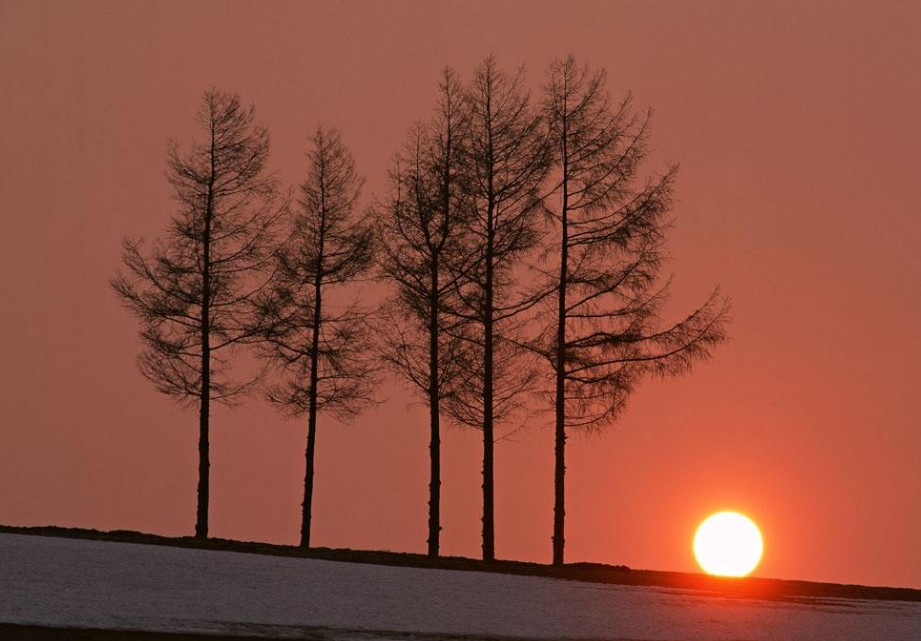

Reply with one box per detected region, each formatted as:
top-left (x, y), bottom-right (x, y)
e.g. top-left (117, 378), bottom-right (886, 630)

top-left (693, 511), bottom-right (763, 577)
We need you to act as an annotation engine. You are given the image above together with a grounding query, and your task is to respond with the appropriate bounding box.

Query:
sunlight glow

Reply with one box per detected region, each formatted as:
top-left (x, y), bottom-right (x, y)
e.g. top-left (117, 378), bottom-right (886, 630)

top-left (693, 511), bottom-right (763, 577)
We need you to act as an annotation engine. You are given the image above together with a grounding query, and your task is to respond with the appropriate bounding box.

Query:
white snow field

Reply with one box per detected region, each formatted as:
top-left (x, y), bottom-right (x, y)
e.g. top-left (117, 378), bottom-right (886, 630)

top-left (1, 532), bottom-right (919, 640)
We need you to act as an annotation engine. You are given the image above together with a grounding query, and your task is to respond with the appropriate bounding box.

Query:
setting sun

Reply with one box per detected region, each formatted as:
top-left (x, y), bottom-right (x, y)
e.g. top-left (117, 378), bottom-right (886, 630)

top-left (693, 511), bottom-right (764, 577)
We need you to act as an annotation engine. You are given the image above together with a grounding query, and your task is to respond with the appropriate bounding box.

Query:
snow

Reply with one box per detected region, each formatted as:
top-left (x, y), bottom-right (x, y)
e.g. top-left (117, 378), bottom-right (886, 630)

top-left (1, 532), bottom-right (919, 640)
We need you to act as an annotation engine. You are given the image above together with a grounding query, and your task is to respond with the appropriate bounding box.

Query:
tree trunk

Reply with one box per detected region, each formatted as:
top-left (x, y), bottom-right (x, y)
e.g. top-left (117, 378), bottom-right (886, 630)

top-left (196, 235), bottom-right (212, 541)
top-left (427, 263), bottom-right (441, 557)
top-left (552, 278), bottom-right (567, 564)
top-left (482, 212), bottom-right (495, 562)
top-left (553, 126), bottom-right (570, 567)
top-left (552, 209), bottom-right (569, 565)
top-left (302, 273), bottom-right (323, 549)
top-left (195, 378), bottom-right (210, 540)
top-left (195, 296), bottom-right (210, 540)
top-left (195, 133), bottom-right (216, 541)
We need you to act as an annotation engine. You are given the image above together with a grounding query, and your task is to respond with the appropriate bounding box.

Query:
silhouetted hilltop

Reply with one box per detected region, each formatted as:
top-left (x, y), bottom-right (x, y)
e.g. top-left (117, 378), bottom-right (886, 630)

top-left (1, 524), bottom-right (917, 604)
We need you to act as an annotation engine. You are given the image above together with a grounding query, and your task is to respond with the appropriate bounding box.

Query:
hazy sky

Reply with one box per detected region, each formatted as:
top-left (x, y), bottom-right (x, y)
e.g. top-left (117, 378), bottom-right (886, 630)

top-left (1, 0), bottom-right (919, 588)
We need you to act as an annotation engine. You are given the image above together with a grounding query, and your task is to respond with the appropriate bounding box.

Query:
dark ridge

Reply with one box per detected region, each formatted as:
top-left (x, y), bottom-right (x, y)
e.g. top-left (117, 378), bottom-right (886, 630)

top-left (2, 524), bottom-right (918, 603)
top-left (0, 623), bottom-right (561, 641)
top-left (0, 624), bottom-right (277, 641)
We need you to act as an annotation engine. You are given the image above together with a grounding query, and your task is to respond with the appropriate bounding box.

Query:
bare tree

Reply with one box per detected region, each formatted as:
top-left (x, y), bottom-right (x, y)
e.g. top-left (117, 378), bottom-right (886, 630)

top-left (376, 69), bottom-right (475, 557)
top-left (112, 89), bottom-right (283, 539)
top-left (538, 56), bottom-right (730, 565)
top-left (446, 56), bottom-right (550, 561)
top-left (257, 126), bottom-right (376, 549)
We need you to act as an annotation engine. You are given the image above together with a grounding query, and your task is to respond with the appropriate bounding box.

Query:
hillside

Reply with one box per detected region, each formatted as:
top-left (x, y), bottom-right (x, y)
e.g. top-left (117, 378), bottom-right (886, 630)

top-left (1, 525), bottom-right (918, 603)
top-left (1, 528), bottom-right (920, 640)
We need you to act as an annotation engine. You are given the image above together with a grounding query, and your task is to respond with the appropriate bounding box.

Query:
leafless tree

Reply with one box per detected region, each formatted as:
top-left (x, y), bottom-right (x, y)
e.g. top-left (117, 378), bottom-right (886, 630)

top-left (446, 56), bottom-right (551, 561)
top-left (256, 126), bottom-right (376, 549)
top-left (537, 56), bottom-right (730, 565)
top-left (112, 89), bottom-right (284, 539)
top-left (376, 69), bottom-right (476, 557)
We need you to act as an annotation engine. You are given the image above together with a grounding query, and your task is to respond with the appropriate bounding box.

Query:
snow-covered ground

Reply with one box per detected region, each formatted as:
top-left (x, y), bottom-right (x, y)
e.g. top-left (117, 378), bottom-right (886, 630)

top-left (1, 533), bottom-right (919, 640)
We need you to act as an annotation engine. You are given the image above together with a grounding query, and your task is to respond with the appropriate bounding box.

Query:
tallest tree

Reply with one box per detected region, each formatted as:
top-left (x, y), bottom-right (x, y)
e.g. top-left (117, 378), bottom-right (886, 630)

top-left (112, 90), bottom-right (283, 539)
top-left (540, 57), bottom-right (730, 565)
top-left (447, 57), bottom-right (549, 561)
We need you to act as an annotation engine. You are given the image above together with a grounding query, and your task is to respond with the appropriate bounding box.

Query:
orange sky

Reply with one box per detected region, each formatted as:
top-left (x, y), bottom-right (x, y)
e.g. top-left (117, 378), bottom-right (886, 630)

top-left (1, 0), bottom-right (919, 588)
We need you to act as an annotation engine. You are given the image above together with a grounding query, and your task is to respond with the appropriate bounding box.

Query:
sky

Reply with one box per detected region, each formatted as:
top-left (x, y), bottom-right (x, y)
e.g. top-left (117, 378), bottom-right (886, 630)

top-left (1, 0), bottom-right (919, 588)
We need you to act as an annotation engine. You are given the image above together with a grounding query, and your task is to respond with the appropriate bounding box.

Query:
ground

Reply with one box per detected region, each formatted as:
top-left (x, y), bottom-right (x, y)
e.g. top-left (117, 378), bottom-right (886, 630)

top-left (1, 528), bottom-right (919, 640)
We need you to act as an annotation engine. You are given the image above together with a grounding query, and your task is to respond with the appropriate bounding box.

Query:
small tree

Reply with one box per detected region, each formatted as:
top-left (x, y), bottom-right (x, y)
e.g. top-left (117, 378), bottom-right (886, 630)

top-left (377, 69), bottom-right (475, 556)
top-left (538, 56), bottom-right (730, 565)
top-left (112, 89), bottom-right (283, 539)
top-left (257, 127), bottom-right (376, 549)
top-left (446, 56), bottom-right (550, 561)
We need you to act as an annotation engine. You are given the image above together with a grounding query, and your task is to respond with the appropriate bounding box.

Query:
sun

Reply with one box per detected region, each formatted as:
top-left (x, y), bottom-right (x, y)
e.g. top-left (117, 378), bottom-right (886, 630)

top-left (693, 511), bottom-right (763, 577)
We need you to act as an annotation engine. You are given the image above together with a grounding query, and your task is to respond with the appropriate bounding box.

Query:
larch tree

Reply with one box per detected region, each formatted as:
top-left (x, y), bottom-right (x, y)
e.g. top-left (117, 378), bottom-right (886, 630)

top-left (257, 126), bottom-right (376, 549)
top-left (446, 56), bottom-right (551, 561)
top-left (376, 69), bottom-right (475, 556)
top-left (538, 56), bottom-right (730, 565)
top-left (111, 89), bottom-right (284, 539)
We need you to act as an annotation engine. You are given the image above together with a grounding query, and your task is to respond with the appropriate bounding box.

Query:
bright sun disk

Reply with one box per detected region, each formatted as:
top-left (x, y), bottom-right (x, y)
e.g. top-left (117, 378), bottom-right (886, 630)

top-left (693, 511), bottom-right (763, 577)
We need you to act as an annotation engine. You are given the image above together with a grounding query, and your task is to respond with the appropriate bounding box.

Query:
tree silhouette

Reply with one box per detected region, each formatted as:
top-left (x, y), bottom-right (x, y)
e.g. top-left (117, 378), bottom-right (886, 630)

top-left (111, 89), bottom-right (284, 539)
top-left (257, 126), bottom-right (376, 549)
top-left (446, 56), bottom-right (550, 561)
top-left (376, 69), bottom-right (476, 557)
top-left (537, 56), bottom-right (730, 565)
